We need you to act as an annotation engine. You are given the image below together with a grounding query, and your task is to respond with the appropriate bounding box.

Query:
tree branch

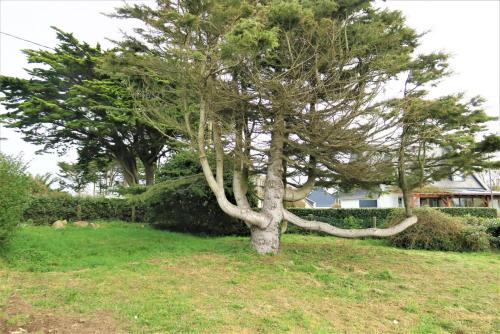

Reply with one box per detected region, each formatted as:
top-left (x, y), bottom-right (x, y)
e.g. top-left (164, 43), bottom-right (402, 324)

top-left (198, 95), bottom-right (270, 228)
top-left (283, 209), bottom-right (418, 238)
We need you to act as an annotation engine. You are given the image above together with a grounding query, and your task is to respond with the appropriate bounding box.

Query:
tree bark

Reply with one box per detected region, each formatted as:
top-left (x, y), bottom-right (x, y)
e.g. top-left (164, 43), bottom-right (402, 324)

top-left (284, 209), bottom-right (417, 237)
top-left (398, 124), bottom-right (413, 217)
top-left (144, 161), bottom-right (156, 186)
top-left (118, 157), bottom-right (139, 186)
top-left (250, 114), bottom-right (285, 254)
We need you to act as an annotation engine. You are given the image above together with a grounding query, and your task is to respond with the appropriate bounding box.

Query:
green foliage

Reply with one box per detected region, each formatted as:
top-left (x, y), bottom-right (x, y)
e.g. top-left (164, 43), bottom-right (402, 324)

top-left (461, 216), bottom-right (500, 249)
top-left (0, 27), bottom-right (167, 186)
top-left (436, 207), bottom-right (497, 218)
top-left (288, 208), bottom-right (400, 229)
top-left (388, 208), bottom-right (491, 252)
top-left (0, 154), bottom-right (30, 247)
top-left (23, 195), bottom-right (142, 225)
top-left (135, 150), bottom-right (249, 236)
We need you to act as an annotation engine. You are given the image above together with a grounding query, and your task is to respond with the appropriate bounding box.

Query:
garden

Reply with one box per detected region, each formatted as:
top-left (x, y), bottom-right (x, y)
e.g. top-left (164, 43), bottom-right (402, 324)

top-left (1, 153), bottom-right (500, 333)
top-left (1, 0), bottom-right (500, 333)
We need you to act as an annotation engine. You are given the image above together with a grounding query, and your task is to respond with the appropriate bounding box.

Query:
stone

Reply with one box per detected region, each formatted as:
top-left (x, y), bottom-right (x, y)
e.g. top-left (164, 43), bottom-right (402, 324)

top-left (90, 223), bottom-right (100, 229)
top-left (52, 220), bottom-right (67, 229)
top-left (73, 221), bottom-right (89, 227)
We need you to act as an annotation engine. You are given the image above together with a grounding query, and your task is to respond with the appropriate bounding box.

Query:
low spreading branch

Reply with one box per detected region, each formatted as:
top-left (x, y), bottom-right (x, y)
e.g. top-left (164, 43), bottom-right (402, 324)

top-left (283, 209), bottom-right (418, 238)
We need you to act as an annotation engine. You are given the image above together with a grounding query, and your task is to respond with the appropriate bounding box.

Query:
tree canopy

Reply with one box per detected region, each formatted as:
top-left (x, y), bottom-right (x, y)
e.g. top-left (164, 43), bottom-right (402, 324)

top-left (0, 27), bottom-right (171, 185)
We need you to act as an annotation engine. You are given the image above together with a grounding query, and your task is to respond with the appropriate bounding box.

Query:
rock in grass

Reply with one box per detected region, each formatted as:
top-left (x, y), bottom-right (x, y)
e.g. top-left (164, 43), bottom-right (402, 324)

top-left (90, 223), bottom-right (100, 229)
top-left (52, 220), bottom-right (67, 229)
top-left (74, 221), bottom-right (89, 228)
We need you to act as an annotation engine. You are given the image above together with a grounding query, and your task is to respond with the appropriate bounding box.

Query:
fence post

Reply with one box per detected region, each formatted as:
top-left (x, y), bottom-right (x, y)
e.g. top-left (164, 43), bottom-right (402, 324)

top-left (372, 216), bottom-right (377, 228)
top-left (131, 205), bottom-right (136, 223)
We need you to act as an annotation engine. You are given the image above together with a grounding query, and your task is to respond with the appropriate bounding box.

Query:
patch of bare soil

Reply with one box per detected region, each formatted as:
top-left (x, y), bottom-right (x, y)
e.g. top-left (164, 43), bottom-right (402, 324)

top-left (0, 294), bottom-right (122, 334)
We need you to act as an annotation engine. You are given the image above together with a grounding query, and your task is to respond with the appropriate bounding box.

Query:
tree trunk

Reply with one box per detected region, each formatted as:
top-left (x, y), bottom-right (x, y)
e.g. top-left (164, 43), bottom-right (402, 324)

top-left (250, 223), bottom-right (281, 254)
top-left (250, 114), bottom-right (285, 254)
top-left (116, 153), bottom-right (139, 186)
top-left (398, 124), bottom-right (413, 217)
top-left (144, 161), bottom-right (156, 186)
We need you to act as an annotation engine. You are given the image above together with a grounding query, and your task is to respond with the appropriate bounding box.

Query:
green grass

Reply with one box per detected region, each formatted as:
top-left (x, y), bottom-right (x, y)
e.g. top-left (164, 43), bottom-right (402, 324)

top-left (0, 221), bottom-right (499, 333)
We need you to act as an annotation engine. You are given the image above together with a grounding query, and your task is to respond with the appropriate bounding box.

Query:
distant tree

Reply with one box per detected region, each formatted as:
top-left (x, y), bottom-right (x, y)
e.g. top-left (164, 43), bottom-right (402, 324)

top-left (385, 54), bottom-right (495, 216)
top-left (57, 162), bottom-right (89, 194)
top-left (29, 173), bottom-right (60, 195)
top-left (0, 27), bottom-right (169, 185)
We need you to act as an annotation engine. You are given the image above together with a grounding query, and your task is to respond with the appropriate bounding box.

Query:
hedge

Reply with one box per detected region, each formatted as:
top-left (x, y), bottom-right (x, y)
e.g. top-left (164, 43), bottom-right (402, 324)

top-left (287, 207), bottom-right (497, 232)
top-left (23, 195), bottom-right (144, 225)
top-left (137, 175), bottom-right (249, 236)
top-left (435, 207), bottom-right (497, 218)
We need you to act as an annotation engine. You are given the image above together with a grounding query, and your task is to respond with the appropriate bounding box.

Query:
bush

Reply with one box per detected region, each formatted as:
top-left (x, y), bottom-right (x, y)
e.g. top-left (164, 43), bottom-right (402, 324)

top-left (460, 227), bottom-right (491, 252)
top-left (23, 195), bottom-right (143, 225)
top-left (0, 154), bottom-right (30, 247)
top-left (388, 208), bottom-right (491, 252)
top-left (136, 150), bottom-right (249, 236)
top-left (461, 216), bottom-right (500, 249)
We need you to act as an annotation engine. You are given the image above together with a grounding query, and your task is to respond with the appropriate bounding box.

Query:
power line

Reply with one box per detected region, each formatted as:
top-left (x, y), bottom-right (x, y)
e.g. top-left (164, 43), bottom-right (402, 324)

top-left (0, 31), bottom-right (54, 50)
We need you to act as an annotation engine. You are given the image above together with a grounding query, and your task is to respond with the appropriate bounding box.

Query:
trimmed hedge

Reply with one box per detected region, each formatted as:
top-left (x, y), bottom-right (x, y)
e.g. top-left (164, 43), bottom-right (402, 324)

top-left (288, 208), bottom-right (396, 229)
top-left (435, 207), bottom-right (497, 218)
top-left (288, 207), bottom-right (497, 229)
top-left (23, 195), bottom-right (143, 225)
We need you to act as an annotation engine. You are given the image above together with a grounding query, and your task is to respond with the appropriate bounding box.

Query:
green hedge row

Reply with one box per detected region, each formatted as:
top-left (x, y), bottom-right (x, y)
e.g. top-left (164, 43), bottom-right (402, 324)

top-left (23, 195), bottom-right (144, 225)
top-left (435, 207), bottom-right (497, 218)
top-left (287, 207), bottom-right (497, 231)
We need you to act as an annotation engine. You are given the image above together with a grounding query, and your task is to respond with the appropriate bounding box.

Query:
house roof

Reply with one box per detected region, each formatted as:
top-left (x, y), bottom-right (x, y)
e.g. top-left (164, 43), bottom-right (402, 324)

top-left (306, 188), bottom-right (336, 207)
top-left (335, 173), bottom-right (499, 200)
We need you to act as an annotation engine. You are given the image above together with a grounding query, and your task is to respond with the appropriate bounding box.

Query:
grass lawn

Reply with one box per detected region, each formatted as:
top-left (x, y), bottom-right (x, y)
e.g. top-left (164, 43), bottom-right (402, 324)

top-left (0, 221), bottom-right (498, 333)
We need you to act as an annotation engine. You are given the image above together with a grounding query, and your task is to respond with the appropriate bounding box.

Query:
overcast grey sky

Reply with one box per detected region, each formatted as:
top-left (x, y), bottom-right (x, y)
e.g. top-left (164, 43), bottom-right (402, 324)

top-left (0, 0), bottom-right (499, 176)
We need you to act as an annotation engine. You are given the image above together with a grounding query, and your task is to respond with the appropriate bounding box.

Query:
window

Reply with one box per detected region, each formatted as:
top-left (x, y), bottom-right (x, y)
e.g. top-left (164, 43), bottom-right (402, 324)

top-left (420, 198), bottom-right (440, 207)
top-left (359, 199), bottom-right (377, 208)
top-left (452, 197), bottom-right (486, 207)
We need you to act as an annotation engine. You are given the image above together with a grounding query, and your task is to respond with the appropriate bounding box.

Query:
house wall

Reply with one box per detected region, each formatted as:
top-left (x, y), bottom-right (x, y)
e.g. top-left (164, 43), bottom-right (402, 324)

top-left (378, 193), bottom-right (400, 208)
top-left (340, 199), bottom-right (360, 208)
top-left (340, 193), bottom-right (401, 208)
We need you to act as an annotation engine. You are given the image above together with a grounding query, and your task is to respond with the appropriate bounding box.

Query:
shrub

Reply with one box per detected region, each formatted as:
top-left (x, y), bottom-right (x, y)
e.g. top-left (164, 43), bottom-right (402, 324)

top-left (461, 216), bottom-right (500, 249)
top-left (136, 150), bottom-right (249, 236)
top-left (459, 228), bottom-right (491, 252)
top-left (388, 208), bottom-right (491, 252)
top-left (0, 154), bottom-right (30, 247)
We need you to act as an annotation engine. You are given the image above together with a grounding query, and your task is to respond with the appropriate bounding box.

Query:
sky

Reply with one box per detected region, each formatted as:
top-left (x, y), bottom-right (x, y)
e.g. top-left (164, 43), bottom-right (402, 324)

top-left (0, 0), bottom-right (499, 176)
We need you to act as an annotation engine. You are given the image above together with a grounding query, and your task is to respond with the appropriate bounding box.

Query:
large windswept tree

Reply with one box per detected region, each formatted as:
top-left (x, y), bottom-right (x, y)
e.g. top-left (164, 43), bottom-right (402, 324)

top-left (113, 0), bottom-right (428, 254)
top-left (0, 28), bottom-right (170, 185)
